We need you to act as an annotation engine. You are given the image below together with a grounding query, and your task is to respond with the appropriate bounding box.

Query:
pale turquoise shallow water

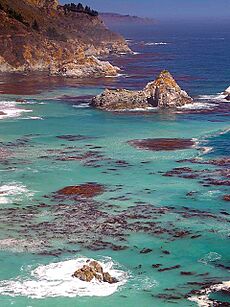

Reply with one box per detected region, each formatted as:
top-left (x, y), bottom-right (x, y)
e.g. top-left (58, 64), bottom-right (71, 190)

top-left (0, 22), bottom-right (230, 307)
top-left (0, 86), bottom-right (229, 306)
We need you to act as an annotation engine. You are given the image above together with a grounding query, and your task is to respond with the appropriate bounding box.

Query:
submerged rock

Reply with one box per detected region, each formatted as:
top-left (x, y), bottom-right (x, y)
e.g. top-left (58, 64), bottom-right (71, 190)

top-left (72, 260), bottom-right (118, 283)
top-left (91, 70), bottom-right (193, 110)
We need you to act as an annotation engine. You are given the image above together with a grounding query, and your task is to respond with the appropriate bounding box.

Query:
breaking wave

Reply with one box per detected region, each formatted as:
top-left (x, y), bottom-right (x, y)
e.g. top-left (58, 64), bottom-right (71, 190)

top-left (178, 102), bottom-right (217, 110)
top-left (145, 42), bottom-right (169, 46)
top-left (0, 182), bottom-right (34, 204)
top-left (0, 257), bottom-right (128, 298)
top-left (0, 100), bottom-right (32, 120)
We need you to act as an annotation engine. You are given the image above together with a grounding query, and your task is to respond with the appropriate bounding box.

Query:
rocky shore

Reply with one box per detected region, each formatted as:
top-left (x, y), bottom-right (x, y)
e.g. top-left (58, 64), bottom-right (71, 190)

top-left (0, 0), bottom-right (130, 77)
top-left (91, 70), bottom-right (193, 110)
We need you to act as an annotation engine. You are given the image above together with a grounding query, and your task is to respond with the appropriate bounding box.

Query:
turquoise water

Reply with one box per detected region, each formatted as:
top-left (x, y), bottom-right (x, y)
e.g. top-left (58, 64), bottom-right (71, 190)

top-left (0, 22), bottom-right (230, 306)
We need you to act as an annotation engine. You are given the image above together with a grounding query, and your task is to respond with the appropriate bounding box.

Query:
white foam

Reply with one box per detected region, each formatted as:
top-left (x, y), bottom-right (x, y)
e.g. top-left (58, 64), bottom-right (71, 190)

top-left (0, 238), bottom-right (46, 253)
top-left (0, 258), bottom-right (128, 298)
top-left (197, 93), bottom-right (227, 102)
top-left (198, 252), bottom-right (222, 265)
top-left (178, 102), bottom-right (216, 110)
top-left (188, 281), bottom-right (230, 307)
top-left (0, 182), bottom-right (34, 204)
top-left (0, 101), bottom-right (32, 120)
top-left (145, 42), bottom-right (169, 46)
top-left (110, 106), bottom-right (157, 112)
top-left (22, 116), bottom-right (44, 120)
top-left (73, 103), bottom-right (90, 109)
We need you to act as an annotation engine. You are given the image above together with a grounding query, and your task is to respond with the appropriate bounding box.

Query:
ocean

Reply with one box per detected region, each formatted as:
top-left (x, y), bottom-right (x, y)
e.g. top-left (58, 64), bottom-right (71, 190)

top-left (0, 21), bottom-right (229, 306)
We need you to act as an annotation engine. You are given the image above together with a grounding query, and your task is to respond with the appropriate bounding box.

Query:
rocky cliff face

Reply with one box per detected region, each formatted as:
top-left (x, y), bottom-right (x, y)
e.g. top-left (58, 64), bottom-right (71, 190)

top-left (0, 0), bottom-right (130, 77)
top-left (91, 70), bottom-right (193, 110)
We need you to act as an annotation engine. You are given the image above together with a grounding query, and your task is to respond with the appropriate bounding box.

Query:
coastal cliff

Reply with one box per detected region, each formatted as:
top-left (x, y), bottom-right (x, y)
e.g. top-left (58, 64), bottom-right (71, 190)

top-left (0, 0), bottom-right (130, 77)
top-left (91, 70), bottom-right (193, 110)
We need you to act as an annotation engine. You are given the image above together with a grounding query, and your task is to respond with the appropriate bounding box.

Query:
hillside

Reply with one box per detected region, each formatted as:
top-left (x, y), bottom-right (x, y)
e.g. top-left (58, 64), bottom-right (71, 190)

top-left (0, 0), bottom-right (130, 77)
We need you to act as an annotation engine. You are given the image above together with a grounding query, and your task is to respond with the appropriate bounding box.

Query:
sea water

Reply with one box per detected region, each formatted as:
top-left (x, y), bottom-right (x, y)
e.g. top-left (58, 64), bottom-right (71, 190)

top-left (0, 21), bottom-right (229, 306)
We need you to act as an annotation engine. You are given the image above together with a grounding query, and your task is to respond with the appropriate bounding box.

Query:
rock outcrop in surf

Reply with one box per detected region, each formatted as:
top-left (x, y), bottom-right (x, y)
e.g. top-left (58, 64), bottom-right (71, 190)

top-left (72, 260), bottom-right (118, 284)
top-left (91, 70), bottom-right (193, 110)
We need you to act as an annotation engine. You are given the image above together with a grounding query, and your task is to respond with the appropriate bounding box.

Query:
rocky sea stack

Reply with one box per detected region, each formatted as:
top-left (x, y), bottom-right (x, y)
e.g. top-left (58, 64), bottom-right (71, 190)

top-left (91, 70), bottom-right (193, 110)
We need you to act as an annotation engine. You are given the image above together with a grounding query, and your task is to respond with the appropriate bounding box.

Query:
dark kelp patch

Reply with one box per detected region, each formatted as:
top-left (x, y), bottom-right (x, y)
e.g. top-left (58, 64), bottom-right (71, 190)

top-left (56, 135), bottom-right (94, 142)
top-left (128, 138), bottom-right (195, 151)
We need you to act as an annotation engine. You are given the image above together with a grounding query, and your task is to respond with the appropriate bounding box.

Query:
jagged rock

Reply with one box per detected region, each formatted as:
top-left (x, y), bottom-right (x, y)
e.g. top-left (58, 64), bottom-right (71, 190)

top-left (72, 265), bottom-right (95, 282)
top-left (72, 260), bottom-right (118, 284)
top-left (224, 86), bottom-right (230, 95)
top-left (102, 272), bottom-right (118, 284)
top-left (91, 70), bottom-right (193, 110)
top-left (144, 70), bottom-right (193, 108)
top-left (49, 56), bottom-right (119, 78)
top-left (225, 94), bottom-right (230, 101)
top-left (0, 111), bottom-right (6, 115)
top-left (91, 89), bottom-right (150, 110)
top-left (87, 260), bottom-right (103, 274)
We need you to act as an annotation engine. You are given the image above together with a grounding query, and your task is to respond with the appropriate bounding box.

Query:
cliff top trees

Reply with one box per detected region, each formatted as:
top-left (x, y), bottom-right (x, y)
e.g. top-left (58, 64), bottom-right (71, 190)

top-left (63, 3), bottom-right (98, 17)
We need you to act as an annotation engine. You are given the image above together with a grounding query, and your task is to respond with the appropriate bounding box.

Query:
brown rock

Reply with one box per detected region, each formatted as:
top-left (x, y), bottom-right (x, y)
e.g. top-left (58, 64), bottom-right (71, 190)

top-left (91, 70), bottom-right (193, 110)
top-left (73, 266), bottom-right (95, 282)
top-left (88, 260), bottom-right (104, 274)
top-left (103, 272), bottom-right (118, 284)
top-left (223, 195), bottom-right (230, 201)
top-left (72, 261), bottom-right (118, 284)
top-left (0, 111), bottom-right (6, 115)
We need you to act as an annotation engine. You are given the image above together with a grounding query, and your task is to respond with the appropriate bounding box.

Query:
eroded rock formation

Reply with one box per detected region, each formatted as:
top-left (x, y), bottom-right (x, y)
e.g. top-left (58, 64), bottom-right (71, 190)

top-left (72, 260), bottom-right (118, 283)
top-left (91, 70), bottom-right (193, 110)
